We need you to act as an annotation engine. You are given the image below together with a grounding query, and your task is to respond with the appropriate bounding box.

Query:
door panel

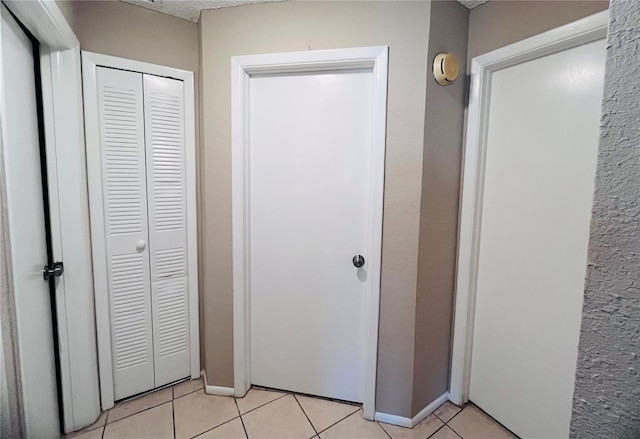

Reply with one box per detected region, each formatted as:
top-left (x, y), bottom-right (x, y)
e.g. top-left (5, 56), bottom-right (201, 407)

top-left (469, 39), bottom-right (606, 438)
top-left (249, 70), bottom-right (373, 403)
top-left (143, 74), bottom-right (190, 386)
top-left (1, 5), bottom-right (59, 437)
top-left (96, 67), bottom-right (155, 400)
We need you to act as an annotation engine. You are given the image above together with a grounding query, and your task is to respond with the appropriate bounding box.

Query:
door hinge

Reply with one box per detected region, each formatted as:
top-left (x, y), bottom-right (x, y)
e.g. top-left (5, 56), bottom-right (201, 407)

top-left (43, 261), bottom-right (64, 281)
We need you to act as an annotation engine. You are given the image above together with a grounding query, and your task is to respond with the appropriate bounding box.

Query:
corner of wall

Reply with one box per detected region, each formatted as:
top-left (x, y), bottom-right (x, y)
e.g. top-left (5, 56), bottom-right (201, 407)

top-left (411, 0), bottom-right (470, 418)
top-left (196, 10), bottom-right (206, 376)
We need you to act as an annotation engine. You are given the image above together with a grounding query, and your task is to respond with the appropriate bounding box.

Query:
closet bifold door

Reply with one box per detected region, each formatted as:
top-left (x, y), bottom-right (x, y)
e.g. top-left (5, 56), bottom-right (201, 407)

top-left (96, 67), bottom-right (155, 399)
top-left (143, 74), bottom-right (191, 386)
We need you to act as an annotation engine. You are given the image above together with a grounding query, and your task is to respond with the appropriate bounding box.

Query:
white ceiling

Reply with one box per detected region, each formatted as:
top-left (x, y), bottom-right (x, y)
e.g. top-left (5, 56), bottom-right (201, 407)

top-left (122, 0), bottom-right (283, 22)
top-left (122, 0), bottom-right (489, 23)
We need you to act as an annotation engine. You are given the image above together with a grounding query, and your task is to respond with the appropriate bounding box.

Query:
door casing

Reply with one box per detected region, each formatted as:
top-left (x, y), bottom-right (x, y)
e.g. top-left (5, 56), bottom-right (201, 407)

top-left (82, 51), bottom-right (200, 411)
top-left (231, 46), bottom-right (388, 420)
top-left (449, 10), bottom-right (610, 406)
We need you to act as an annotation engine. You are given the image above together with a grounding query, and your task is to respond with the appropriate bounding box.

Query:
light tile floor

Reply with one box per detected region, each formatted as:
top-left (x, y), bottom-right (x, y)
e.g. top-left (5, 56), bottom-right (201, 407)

top-left (66, 379), bottom-right (517, 439)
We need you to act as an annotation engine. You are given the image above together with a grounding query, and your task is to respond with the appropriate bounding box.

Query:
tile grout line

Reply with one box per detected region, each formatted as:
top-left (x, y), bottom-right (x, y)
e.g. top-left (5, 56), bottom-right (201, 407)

top-left (286, 390), bottom-right (360, 409)
top-left (434, 406), bottom-right (456, 424)
top-left (376, 419), bottom-right (394, 439)
top-left (293, 394), bottom-right (319, 437)
top-left (378, 421), bottom-right (393, 439)
top-left (172, 399), bottom-right (177, 439)
top-left (456, 403), bottom-right (518, 438)
top-left (102, 410), bottom-right (109, 438)
top-left (104, 384), bottom-right (204, 428)
top-left (428, 423), bottom-right (462, 439)
top-left (234, 398), bottom-right (250, 439)
top-left (173, 386), bottom-right (205, 401)
top-left (314, 408), bottom-right (363, 437)
top-left (443, 405), bottom-right (466, 439)
top-left (103, 385), bottom-right (281, 439)
top-left (443, 405), bottom-right (465, 425)
top-left (188, 386), bottom-right (247, 438)
top-left (237, 391), bottom-right (290, 416)
top-left (106, 399), bottom-right (173, 426)
top-left (190, 415), bottom-right (242, 439)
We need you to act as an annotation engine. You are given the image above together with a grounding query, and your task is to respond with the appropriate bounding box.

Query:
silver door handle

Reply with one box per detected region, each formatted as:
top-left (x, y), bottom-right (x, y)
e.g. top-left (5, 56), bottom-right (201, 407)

top-left (136, 240), bottom-right (147, 252)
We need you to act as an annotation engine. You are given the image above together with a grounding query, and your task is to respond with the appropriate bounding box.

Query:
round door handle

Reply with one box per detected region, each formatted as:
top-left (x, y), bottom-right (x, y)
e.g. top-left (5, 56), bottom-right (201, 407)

top-left (136, 240), bottom-right (147, 252)
top-left (352, 255), bottom-right (365, 268)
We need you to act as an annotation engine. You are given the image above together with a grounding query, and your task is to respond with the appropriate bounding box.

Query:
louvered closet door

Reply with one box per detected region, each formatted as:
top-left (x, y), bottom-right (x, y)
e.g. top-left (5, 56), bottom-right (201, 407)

top-left (96, 67), bottom-right (155, 399)
top-left (143, 75), bottom-right (190, 386)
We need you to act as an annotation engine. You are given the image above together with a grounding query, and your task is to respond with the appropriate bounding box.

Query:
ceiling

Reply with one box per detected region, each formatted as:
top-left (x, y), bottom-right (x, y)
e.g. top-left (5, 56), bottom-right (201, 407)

top-left (122, 0), bottom-right (489, 23)
top-left (122, 0), bottom-right (283, 22)
top-left (456, 0), bottom-right (490, 9)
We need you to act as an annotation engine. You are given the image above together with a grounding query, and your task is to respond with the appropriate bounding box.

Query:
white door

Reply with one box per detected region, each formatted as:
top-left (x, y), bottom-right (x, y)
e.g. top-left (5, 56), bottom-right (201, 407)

top-left (143, 74), bottom-right (190, 387)
top-left (469, 39), bottom-right (606, 438)
top-left (249, 69), bottom-right (373, 403)
top-left (96, 67), bottom-right (155, 400)
top-left (1, 5), bottom-right (60, 437)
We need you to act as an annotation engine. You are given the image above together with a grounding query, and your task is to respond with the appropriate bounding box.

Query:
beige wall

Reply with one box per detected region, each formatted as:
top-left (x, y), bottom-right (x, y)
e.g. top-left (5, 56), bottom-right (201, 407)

top-left (468, 0), bottom-right (609, 60)
top-left (412, 0), bottom-right (469, 417)
top-left (57, 0), bottom-right (198, 73)
top-left (199, 1), bottom-right (431, 417)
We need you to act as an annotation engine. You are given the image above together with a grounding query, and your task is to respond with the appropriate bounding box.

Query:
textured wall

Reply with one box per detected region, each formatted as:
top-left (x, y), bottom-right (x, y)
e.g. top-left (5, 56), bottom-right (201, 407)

top-left (571, 1), bottom-right (640, 437)
top-left (412, 0), bottom-right (469, 417)
top-left (199, 1), bottom-right (431, 417)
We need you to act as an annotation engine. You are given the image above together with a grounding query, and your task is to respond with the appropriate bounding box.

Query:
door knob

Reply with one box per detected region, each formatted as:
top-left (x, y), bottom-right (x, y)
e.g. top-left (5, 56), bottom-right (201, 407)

top-left (43, 261), bottom-right (64, 281)
top-left (352, 255), bottom-right (365, 268)
top-left (136, 240), bottom-right (147, 252)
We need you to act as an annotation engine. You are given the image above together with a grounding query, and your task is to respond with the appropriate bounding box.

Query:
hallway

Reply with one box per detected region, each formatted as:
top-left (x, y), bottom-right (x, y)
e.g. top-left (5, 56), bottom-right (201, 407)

top-left (67, 380), bottom-right (516, 439)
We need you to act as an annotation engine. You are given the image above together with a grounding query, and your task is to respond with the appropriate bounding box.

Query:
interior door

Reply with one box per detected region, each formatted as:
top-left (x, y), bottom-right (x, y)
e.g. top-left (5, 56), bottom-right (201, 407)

top-left (96, 67), bottom-right (155, 400)
top-left (249, 69), bottom-right (373, 403)
top-left (143, 74), bottom-right (190, 387)
top-left (0, 5), bottom-right (60, 437)
top-left (469, 39), bottom-right (606, 438)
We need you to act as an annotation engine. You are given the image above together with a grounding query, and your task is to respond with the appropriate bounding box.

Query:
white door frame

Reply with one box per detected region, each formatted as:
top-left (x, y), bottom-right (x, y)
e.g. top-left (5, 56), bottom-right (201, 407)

top-left (231, 46), bottom-right (388, 420)
top-left (2, 1), bottom-right (100, 433)
top-left (449, 10), bottom-right (609, 406)
top-left (82, 51), bottom-right (200, 410)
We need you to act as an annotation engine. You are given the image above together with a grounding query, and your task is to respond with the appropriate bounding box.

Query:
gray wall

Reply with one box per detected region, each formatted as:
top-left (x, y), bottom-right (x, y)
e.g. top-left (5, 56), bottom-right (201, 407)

top-left (412, 0), bottom-right (469, 417)
top-left (571, 0), bottom-right (640, 437)
top-left (468, 0), bottom-right (609, 61)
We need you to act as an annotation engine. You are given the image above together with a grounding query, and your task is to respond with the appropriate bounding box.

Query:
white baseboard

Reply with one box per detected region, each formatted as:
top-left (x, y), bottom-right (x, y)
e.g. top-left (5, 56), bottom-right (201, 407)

top-left (375, 392), bottom-right (449, 428)
top-left (411, 392), bottom-right (449, 426)
top-left (202, 370), bottom-right (235, 397)
top-left (374, 412), bottom-right (413, 428)
top-left (206, 385), bottom-right (235, 397)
